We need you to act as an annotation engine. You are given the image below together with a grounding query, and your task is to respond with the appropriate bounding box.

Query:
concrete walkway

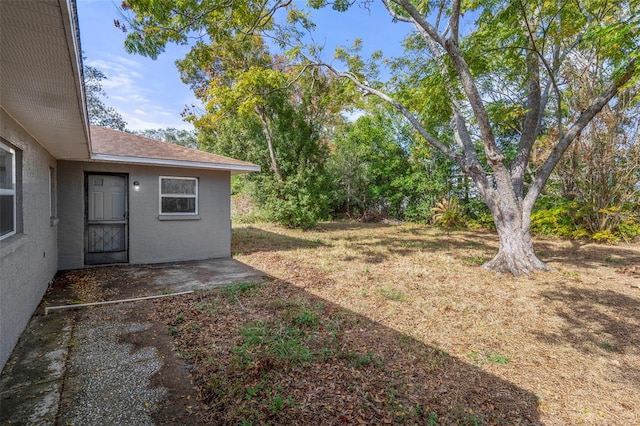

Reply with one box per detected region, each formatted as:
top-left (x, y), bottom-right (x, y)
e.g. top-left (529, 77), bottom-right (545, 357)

top-left (0, 258), bottom-right (266, 425)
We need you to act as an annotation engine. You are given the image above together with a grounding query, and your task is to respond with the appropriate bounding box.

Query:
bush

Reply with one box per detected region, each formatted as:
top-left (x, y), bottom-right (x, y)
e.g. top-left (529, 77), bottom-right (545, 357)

top-left (461, 197), bottom-right (495, 230)
top-left (530, 196), bottom-right (588, 239)
top-left (431, 198), bottom-right (465, 227)
top-left (617, 218), bottom-right (640, 241)
top-left (261, 171), bottom-right (330, 230)
top-left (531, 195), bottom-right (639, 242)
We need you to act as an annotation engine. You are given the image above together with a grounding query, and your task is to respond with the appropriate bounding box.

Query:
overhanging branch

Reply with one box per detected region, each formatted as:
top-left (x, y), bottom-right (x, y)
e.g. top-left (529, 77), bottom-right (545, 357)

top-left (524, 58), bottom-right (638, 211)
top-left (320, 63), bottom-right (461, 164)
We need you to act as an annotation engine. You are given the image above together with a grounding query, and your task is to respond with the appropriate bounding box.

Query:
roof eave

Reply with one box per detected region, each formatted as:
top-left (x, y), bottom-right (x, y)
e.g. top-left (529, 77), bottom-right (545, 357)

top-left (63, 0), bottom-right (92, 155)
top-left (0, 0), bottom-right (91, 160)
top-left (90, 153), bottom-right (261, 173)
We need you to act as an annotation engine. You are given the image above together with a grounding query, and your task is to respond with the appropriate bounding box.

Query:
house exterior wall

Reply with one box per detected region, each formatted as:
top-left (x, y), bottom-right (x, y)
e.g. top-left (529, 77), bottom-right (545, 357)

top-left (0, 110), bottom-right (59, 370)
top-left (57, 161), bottom-right (231, 270)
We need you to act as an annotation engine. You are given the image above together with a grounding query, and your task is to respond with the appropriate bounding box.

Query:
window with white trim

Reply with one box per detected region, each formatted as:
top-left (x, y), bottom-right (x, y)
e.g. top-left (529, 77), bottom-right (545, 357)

top-left (0, 141), bottom-right (17, 240)
top-left (159, 176), bottom-right (198, 215)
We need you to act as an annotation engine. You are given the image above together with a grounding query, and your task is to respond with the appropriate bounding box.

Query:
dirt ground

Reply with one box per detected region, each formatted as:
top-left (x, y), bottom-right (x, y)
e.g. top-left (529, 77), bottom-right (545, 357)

top-left (154, 222), bottom-right (639, 425)
top-left (49, 222), bottom-right (640, 425)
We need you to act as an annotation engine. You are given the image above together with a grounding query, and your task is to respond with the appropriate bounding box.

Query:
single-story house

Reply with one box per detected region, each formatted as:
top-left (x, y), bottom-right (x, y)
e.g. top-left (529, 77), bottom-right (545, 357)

top-left (0, 0), bottom-right (259, 370)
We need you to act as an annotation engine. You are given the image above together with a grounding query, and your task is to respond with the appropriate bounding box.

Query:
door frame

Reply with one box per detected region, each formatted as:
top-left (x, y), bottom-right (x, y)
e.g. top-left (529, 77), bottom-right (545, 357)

top-left (84, 172), bottom-right (129, 265)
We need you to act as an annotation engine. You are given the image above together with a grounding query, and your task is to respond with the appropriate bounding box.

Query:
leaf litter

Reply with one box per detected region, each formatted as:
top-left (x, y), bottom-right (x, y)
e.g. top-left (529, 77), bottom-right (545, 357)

top-left (48, 222), bottom-right (640, 425)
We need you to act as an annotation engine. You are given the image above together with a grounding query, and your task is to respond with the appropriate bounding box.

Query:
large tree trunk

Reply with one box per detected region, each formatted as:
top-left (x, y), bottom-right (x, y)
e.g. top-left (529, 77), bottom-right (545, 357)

top-left (483, 197), bottom-right (551, 276)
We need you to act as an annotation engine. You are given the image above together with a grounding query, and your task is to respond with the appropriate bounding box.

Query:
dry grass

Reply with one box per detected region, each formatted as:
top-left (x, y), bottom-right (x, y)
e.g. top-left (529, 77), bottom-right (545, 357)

top-left (219, 222), bottom-right (640, 425)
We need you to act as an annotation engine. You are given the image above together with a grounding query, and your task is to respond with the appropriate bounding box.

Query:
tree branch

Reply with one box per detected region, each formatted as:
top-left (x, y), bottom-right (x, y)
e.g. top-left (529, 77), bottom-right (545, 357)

top-left (512, 49), bottom-right (541, 198)
top-left (380, 0), bottom-right (412, 23)
top-left (255, 105), bottom-right (283, 181)
top-left (321, 63), bottom-right (461, 164)
top-left (450, 0), bottom-right (461, 43)
top-left (524, 58), bottom-right (638, 212)
top-left (452, 111), bottom-right (491, 199)
top-left (391, 0), bottom-right (444, 45)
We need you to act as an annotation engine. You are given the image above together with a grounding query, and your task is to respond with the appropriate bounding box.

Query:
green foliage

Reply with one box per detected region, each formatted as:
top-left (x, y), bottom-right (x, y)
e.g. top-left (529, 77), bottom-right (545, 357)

top-left (221, 281), bottom-right (261, 302)
top-left (234, 321), bottom-right (314, 365)
top-left (196, 300), bottom-right (217, 315)
top-left (122, 0), bottom-right (348, 230)
top-left (431, 198), bottom-right (464, 228)
top-left (328, 108), bottom-right (454, 222)
top-left (268, 394), bottom-right (295, 413)
top-left (427, 411), bottom-right (438, 425)
top-left (293, 309), bottom-right (320, 328)
top-left (549, 71), bottom-right (640, 242)
top-left (461, 198), bottom-right (496, 230)
top-left (468, 350), bottom-right (510, 366)
top-left (531, 196), bottom-right (590, 239)
top-left (198, 71), bottom-right (335, 229)
top-left (352, 351), bottom-right (375, 368)
top-left (84, 64), bottom-right (127, 131)
top-left (260, 166), bottom-right (330, 229)
top-left (617, 218), bottom-right (640, 241)
top-left (531, 196), bottom-right (640, 242)
top-left (120, 0), bottom-right (640, 261)
top-left (134, 128), bottom-right (197, 148)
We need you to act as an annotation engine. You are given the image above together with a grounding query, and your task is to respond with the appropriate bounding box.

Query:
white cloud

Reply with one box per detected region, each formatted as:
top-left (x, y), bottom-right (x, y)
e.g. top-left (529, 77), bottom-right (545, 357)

top-left (123, 114), bottom-right (193, 131)
top-left (78, 0), bottom-right (196, 131)
top-left (86, 55), bottom-right (195, 131)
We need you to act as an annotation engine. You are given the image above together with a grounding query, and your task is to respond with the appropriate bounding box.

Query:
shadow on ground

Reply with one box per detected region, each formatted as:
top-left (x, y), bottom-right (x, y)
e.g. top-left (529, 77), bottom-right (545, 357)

top-left (234, 223), bottom-right (499, 265)
top-left (151, 277), bottom-right (542, 424)
top-left (2, 259), bottom-right (542, 425)
top-left (535, 285), bottom-right (640, 388)
top-left (235, 222), bottom-right (640, 272)
top-left (535, 239), bottom-right (640, 270)
top-left (0, 258), bottom-right (265, 425)
top-left (232, 226), bottom-right (326, 255)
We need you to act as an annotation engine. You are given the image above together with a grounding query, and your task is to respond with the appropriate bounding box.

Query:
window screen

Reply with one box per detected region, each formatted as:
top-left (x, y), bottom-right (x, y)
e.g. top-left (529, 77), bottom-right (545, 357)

top-left (159, 176), bottom-right (198, 214)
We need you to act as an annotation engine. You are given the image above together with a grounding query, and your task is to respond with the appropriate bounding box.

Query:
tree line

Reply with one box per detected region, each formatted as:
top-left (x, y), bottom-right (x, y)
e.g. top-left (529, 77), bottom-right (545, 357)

top-left (90, 0), bottom-right (639, 275)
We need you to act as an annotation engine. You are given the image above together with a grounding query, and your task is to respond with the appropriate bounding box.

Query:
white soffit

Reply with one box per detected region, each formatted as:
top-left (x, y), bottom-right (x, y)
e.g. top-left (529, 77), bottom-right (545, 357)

top-left (0, 0), bottom-right (90, 160)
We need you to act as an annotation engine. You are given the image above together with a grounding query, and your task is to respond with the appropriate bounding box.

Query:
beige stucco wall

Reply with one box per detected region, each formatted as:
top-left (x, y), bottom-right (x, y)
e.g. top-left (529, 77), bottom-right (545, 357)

top-left (57, 161), bottom-right (231, 270)
top-left (0, 109), bottom-right (59, 371)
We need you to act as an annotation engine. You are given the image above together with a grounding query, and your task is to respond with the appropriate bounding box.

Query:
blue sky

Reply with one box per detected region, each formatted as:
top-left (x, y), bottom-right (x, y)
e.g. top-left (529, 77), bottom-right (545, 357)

top-left (76, 0), bottom-right (412, 131)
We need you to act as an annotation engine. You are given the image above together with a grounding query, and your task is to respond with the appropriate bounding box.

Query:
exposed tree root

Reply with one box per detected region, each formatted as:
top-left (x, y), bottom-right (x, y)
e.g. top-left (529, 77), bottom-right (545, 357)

top-left (483, 250), bottom-right (553, 276)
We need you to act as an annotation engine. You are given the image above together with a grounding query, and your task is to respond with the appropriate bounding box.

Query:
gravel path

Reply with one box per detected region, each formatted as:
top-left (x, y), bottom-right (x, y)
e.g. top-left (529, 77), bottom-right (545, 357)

top-left (57, 304), bottom-right (167, 425)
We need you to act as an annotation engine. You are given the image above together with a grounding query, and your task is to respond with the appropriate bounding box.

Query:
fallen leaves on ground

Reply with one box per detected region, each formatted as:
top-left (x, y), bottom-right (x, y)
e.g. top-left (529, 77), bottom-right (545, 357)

top-left (47, 221), bottom-right (640, 425)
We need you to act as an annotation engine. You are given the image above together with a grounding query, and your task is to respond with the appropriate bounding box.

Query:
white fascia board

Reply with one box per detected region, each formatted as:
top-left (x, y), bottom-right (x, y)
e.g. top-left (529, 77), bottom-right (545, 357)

top-left (62, 0), bottom-right (91, 154)
top-left (90, 153), bottom-right (261, 173)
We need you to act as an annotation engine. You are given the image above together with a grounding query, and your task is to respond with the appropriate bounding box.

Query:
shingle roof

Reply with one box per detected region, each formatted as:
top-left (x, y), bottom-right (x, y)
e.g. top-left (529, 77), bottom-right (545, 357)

top-left (89, 126), bottom-right (260, 173)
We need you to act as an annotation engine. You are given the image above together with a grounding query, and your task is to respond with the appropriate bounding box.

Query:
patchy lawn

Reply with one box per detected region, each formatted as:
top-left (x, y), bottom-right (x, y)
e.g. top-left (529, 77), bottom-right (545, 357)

top-left (148, 222), bottom-right (639, 425)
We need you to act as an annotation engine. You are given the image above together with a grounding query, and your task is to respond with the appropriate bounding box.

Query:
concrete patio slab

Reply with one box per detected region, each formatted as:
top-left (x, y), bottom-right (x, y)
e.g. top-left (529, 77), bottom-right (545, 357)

top-left (0, 257), bottom-right (268, 425)
top-left (89, 257), bottom-right (267, 300)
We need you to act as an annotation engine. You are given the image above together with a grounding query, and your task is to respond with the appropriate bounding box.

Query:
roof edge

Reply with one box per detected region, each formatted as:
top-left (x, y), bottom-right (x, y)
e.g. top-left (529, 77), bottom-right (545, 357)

top-left (90, 153), bottom-right (261, 173)
top-left (61, 0), bottom-right (91, 154)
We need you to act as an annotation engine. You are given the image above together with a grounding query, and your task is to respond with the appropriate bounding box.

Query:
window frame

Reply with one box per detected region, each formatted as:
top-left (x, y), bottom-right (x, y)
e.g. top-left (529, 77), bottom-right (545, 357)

top-left (0, 140), bottom-right (16, 240)
top-left (158, 176), bottom-right (199, 216)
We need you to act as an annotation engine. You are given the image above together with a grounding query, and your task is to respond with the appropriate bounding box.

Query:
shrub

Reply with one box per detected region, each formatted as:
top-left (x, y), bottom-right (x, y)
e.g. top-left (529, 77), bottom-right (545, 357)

top-left (431, 198), bottom-right (465, 227)
top-left (531, 197), bottom-right (588, 239)
top-left (531, 195), bottom-right (639, 242)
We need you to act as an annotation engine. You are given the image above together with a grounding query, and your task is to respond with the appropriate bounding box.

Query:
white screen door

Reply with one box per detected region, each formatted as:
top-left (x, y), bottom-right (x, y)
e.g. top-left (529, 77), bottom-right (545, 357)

top-left (85, 174), bottom-right (128, 264)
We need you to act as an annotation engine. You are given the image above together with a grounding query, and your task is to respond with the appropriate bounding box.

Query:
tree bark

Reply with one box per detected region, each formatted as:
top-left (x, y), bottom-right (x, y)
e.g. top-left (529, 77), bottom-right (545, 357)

top-left (340, 1), bottom-right (636, 276)
top-left (482, 193), bottom-right (551, 276)
top-left (255, 105), bottom-right (283, 181)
